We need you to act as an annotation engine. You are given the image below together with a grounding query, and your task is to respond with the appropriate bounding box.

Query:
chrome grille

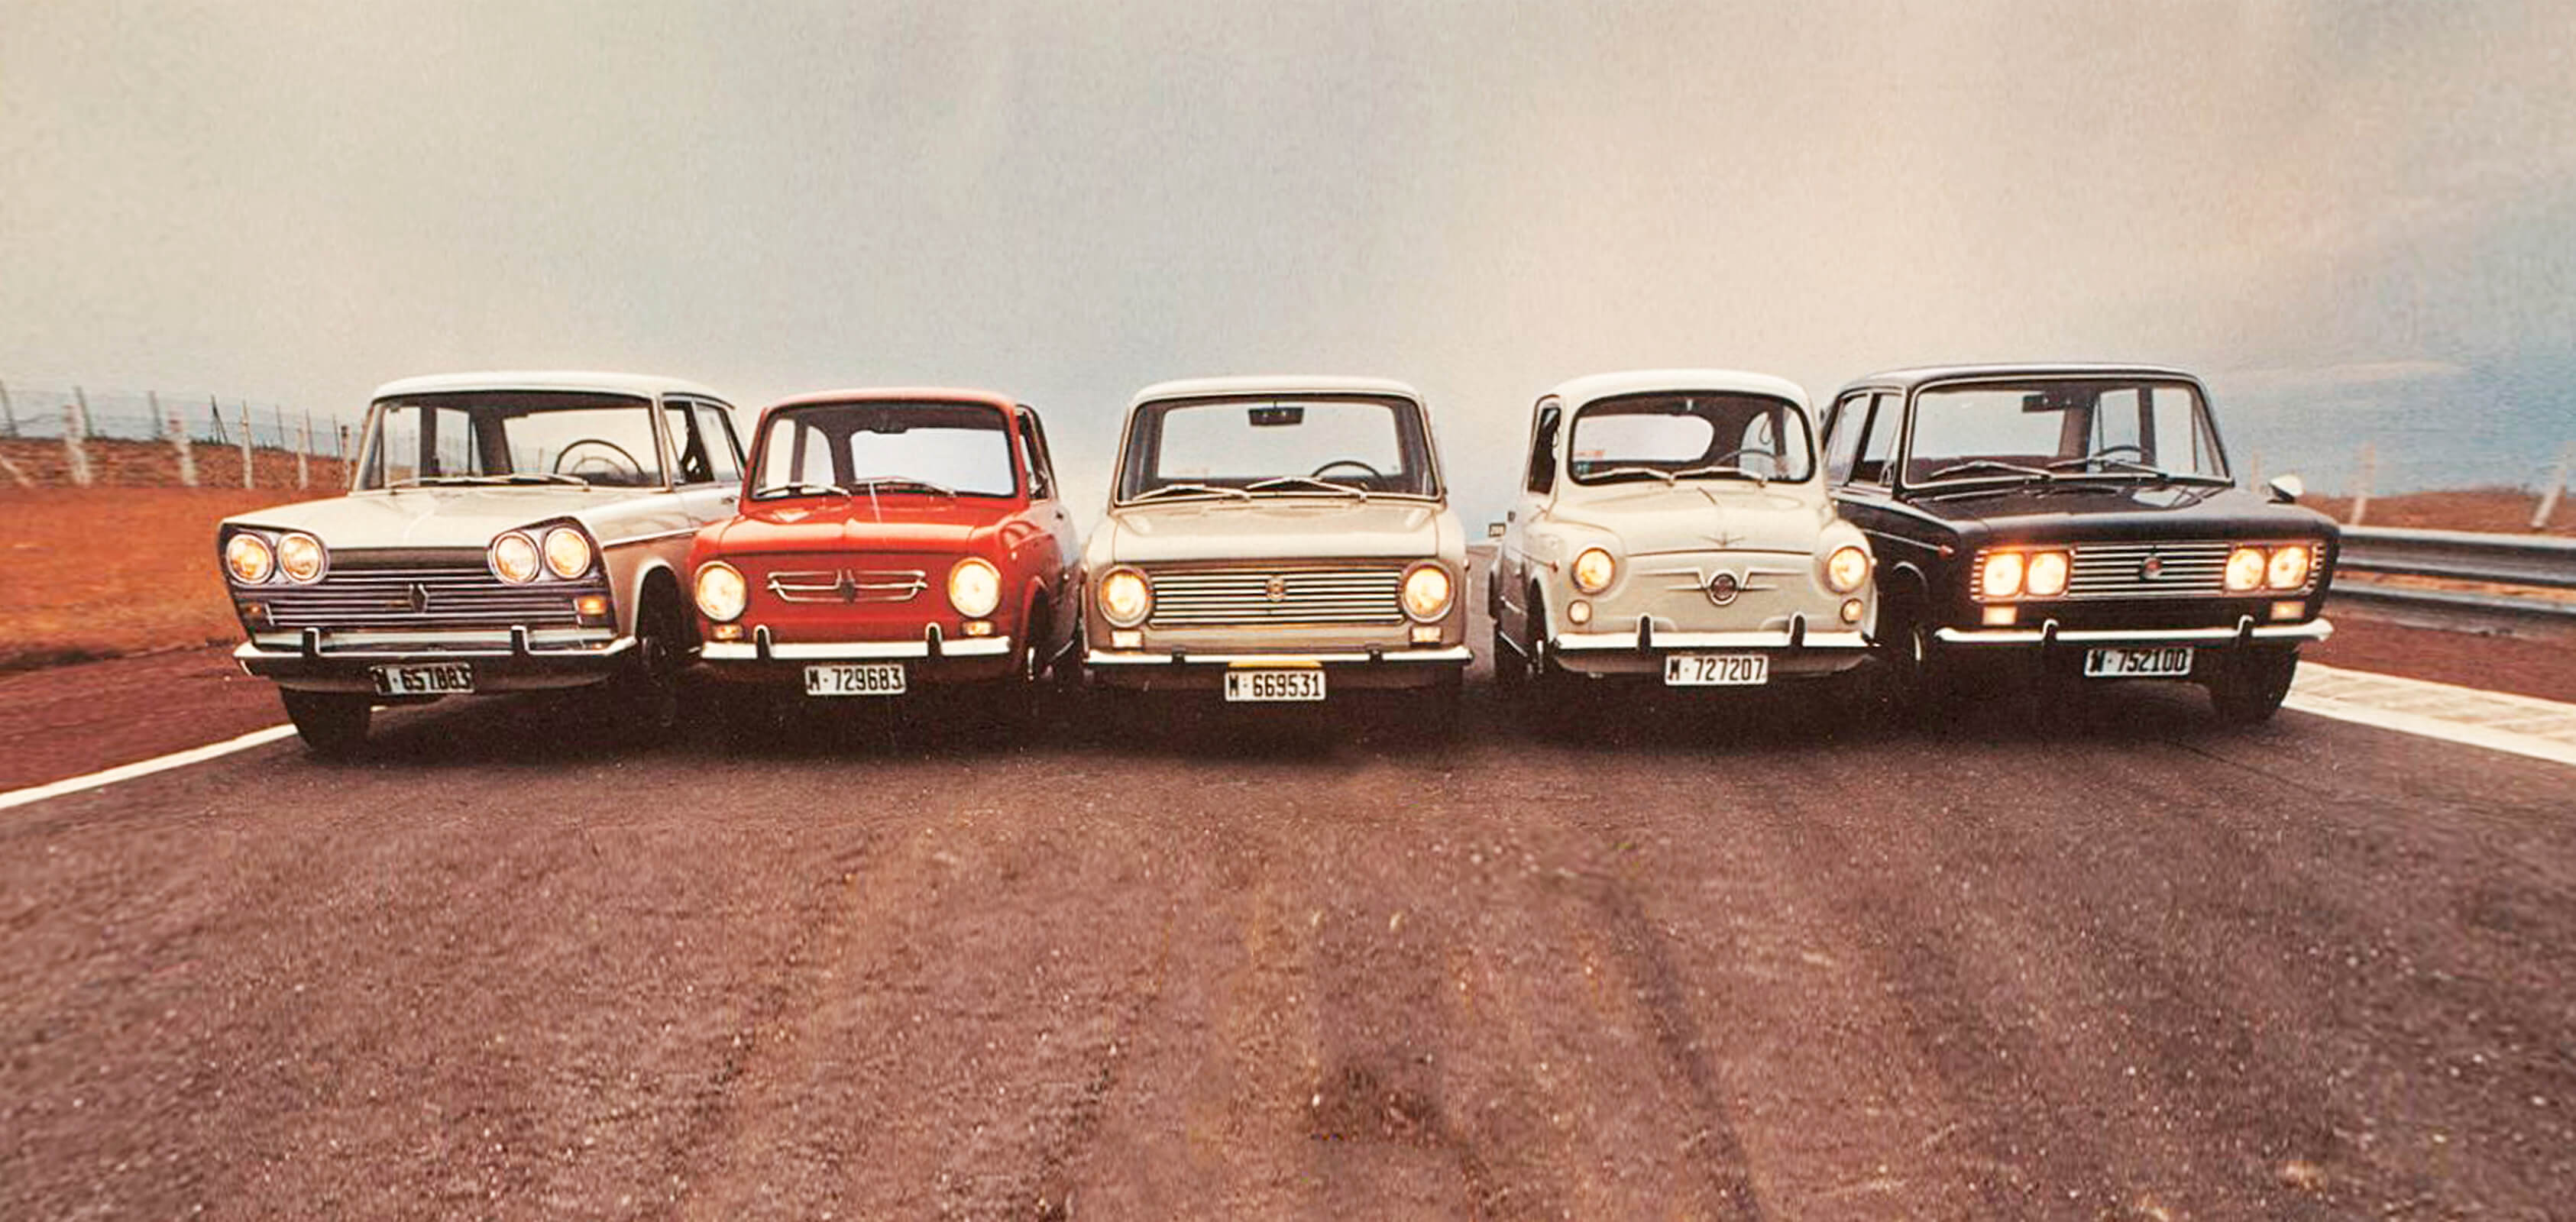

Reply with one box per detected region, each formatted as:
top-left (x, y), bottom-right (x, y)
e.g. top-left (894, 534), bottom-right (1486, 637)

top-left (254, 561), bottom-right (600, 629)
top-left (1147, 564), bottom-right (1406, 626)
top-left (765, 569), bottom-right (928, 604)
top-left (2063, 541), bottom-right (2234, 598)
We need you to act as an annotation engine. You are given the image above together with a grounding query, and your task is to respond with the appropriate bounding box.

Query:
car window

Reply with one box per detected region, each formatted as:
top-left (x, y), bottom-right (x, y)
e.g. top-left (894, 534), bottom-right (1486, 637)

top-left (1566, 392), bottom-right (1816, 484)
top-left (694, 403), bottom-right (743, 483)
top-left (2149, 386), bottom-right (2227, 478)
top-left (750, 400), bottom-right (1019, 499)
top-left (1017, 409), bottom-right (1055, 500)
top-left (1852, 393), bottom-right (1900, 486)
top-left (1823, 393), bottom-right (1869, 483)
top-left (1526, 401), bottom-right (1560, 494)
top-left (362, 392), bottom-right (663, 489)
top-left (1118, 395), bottom-right (1438, 499)
top-left (1906, 380), bottom-right (2228, 483)
top-left (665, 403), bottom-right (719, 485)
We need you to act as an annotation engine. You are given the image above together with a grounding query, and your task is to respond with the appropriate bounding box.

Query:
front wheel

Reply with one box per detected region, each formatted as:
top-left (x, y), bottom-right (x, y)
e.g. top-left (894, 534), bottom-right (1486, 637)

top-left (2207, 646), bottom-right (2299, 724)
top-left (280, 689), bottom-right (371, 757)
top-left (1872, 613), bottom-right (1938, 720)
top-left (610, 593), bottom-right (690, 742)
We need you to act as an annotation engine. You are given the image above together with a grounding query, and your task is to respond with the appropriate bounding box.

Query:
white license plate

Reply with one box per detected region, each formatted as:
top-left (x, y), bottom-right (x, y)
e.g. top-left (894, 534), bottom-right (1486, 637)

top-left (1224, 668), bottom-right (1325, 702)
top-left (370, 662), bottom-right (473, 696)
top-left (1663, 653), bottom-right (1770, 686)
top-left (2083, 646), bottom-right (2194, 678)
top-left (804, 662), bottom-right (908, 697)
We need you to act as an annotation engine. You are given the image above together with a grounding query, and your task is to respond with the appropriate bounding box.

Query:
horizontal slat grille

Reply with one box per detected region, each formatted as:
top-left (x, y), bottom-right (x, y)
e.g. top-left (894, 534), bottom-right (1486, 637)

top-left (765, 569), bottom-right (927, 604)
top-left (2064, 541), bottom-right (2234, 598)
top-left (254, 562), bottom-right (601, 630)
top-left (1147, 564), bottom-right (1406, 626)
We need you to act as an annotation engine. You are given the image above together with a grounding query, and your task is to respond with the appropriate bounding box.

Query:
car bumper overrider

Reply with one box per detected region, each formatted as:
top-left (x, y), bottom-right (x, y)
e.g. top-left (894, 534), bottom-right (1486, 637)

top-left (1543, 613), bottom-right (1872, 678)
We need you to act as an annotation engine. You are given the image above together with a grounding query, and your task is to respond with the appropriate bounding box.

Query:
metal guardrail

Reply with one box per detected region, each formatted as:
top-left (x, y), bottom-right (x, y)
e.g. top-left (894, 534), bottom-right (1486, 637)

top-left (2334, 525), bottom-right (2576, 628)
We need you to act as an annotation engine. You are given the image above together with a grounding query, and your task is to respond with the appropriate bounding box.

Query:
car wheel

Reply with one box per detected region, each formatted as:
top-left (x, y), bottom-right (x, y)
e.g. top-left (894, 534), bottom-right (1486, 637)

top-left (2208, 645), bottom-right (2299, 724)
top-left (1873, 611), bottom-right (1937, 720)
top-left (612, 592), bottom-right (688, 742)
top-left (987, 626), bottom-right (1048, 739)
top-left (280, 689), bottom-right (371, 758)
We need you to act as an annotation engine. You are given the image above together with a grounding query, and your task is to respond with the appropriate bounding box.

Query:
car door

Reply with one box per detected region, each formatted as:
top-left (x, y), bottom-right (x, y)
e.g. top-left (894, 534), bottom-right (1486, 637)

top-left (665, 397), bottom-right (746, 525)
top-left (1015, 406), bottom-right (1080, 655)
top-left (1496, 396), bottom-right (1563, 642)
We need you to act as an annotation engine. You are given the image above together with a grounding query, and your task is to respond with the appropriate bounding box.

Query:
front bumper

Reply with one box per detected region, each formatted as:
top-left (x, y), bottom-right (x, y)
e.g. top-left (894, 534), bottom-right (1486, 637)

top-left (1545, 614), bottom-right (1872, 678)
top-left (1933, 616), bottom-right (2334, 647)
top-left (1084, 645), bottom-right (1471, 691)
top-left (697, 625), bottom-right (1015, 684)
top-left (235, 627), bottom-right (633, 693)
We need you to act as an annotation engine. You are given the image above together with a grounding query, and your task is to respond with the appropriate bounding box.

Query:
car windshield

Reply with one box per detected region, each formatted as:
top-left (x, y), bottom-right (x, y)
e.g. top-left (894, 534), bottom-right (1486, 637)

top-left (749, 400), bottom-right (1018, 500)
top-left (1117, 395), bottom-right (1439, 501)
top-left (1568, 392), bottom-right (1816, 485)
top-left (1905, 379), bottom-right (2231, 487)
top-left (360, 391), bottom-right (662, 490)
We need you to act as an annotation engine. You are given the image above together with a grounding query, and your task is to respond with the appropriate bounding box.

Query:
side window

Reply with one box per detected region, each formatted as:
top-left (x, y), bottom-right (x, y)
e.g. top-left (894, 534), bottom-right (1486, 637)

top-left (1525, 401), bottom-right (1561, 494)
top-left (664, 402), bottom-right (715, 485)
top-left (1823, 393), bottom-right (1869, 483)
top-left (1852, 393), bottom-right (1901, 486)
top-left (1017, 409), bottom-right (1056, 500)
top-left (694, 404), bottom-right (743, 483)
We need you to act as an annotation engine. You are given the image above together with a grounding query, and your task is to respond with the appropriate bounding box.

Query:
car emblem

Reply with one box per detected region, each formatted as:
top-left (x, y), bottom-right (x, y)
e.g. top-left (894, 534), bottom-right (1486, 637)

top-left (836, 571), bottom-right (859, 603)
top-left (407, 582), bottom-right (430, 614)
top-left (2140, 555), bottom-right (2164, 580)
top-left (1705, 571), bottom-right (1741, 606)
top-left (1266, 575), bottom-right (1289, 603)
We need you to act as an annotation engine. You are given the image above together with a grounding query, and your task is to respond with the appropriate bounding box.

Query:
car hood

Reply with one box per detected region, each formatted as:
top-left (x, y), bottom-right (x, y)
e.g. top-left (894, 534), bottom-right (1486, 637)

top-left (703, 495), bottom-right (1002, 555)
top-left (1904, 480), bottom-right (2338, 541)
top-left (218, 487), bottom-right (642, 546)
top-left (1548, 483), bottom-right (1838, 554)
top-left (1102, 497), bottom-right (1451, 564)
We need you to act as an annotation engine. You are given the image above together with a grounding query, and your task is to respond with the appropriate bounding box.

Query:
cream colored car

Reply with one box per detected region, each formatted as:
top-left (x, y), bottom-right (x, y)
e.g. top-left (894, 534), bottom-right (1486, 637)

top-left (1488, 370), bottom-right (1875, 700)
top-left (1079, 376), bottom-right (1472, 723)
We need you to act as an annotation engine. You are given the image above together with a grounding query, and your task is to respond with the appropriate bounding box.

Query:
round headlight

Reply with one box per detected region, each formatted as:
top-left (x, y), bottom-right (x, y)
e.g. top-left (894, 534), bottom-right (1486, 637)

top-left (490, 532), bottom-right (542, 584)
top-left (276, 532), bottom-right (325, 583)
top-left (1098, 567), bottom-right (1151, 628)
top-left (2266, 544), bottom-right (2312, 590)
top-left (2225, 545), bottom-right (2267, 592)
top-left (1402, 563), bottom-right (1455, 622)
top-left (2024, 550), bottom-right (2070, 598)
top-left (1824, 545), bottom-right (1870, 593)
top-left (542, 526), bottom-right (594, 580)
top-left (1571, 547), bottom-right (1616, 594)
top-left (224, 532), bottom-right (276, 584)
top-left (1980, 551), bottom-right (2025, 600)
top-left (694, 561), bottom-right (746, 622)
top-left (947, 557), bottom-right (1002, 619)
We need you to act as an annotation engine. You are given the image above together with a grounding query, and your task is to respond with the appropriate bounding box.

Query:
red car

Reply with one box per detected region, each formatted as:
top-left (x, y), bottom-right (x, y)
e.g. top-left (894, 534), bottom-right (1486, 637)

top-left (685, 389), bottom-right (1082, 719)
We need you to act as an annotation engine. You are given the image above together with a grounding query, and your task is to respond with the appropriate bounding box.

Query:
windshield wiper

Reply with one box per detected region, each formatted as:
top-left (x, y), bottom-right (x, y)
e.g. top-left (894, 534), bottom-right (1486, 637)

top-left (1667, 463), bottom-right (1768, 487)
top-left (1130, 482), bottom-right (1252, 503)
top-left (1584, 465), bottom-right (1680, 487)
top-left (1244, 475), bottom-right (1370, 499)
top-left (846, 476), bottom-right (956, 497)
top-left (389, 473), bottom-right (589, 488)
top-left (749, 480), bottom-right (853, 499)
top-left (2046, 454), bottom-right (2170, 478)
top-left (1924, 460), bottom-right (2055, 483)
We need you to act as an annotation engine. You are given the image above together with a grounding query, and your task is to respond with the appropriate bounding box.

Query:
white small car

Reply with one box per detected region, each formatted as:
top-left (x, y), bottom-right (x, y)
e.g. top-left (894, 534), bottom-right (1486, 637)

top-left (1488, 370), bottom-right (1876, 701)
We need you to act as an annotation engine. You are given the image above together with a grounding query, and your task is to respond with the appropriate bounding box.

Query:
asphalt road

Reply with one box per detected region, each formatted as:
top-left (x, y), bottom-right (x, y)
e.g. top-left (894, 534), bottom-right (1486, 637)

top-left (5, 571), bottom-right (2572, 1220)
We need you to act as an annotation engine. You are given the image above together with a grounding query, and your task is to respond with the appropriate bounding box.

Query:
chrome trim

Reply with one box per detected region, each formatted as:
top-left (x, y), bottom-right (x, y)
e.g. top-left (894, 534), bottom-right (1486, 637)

top-left (765, 569), bottom-right (930, 603)
top-left (701, 636), bottom-right (1011, 661)
top-left (1934, 618), bottom-right (2334, 645)
top-left (1083, 645), bottom-right (1472, 667)
top-left (236, 635), bottom-right (634, 661)
top-left (597, 525), bottom-right (701, 549)
top-left (1552, 628), bottom-right (1870, 651)
top-left (1145, 562), bottom-right (1409, 627)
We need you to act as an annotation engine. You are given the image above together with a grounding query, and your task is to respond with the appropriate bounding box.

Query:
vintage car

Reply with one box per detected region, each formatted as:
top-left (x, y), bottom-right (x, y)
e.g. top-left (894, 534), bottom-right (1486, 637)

top-left (683, 389), bottom-right (1081, 722)
top-left (1821, 364), bottom-right (2338, 721)
top-left (1488, 370), bottom-right (1876, 700)
top-left (1079, 376), bottom-right (1473, 723)
top-left (219, 370), bottom-right (747, 753)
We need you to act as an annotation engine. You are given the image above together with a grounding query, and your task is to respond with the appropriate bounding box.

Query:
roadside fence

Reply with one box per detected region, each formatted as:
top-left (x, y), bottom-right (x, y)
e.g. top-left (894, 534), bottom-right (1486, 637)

top-left (0, 380), bottom-right (359, 493)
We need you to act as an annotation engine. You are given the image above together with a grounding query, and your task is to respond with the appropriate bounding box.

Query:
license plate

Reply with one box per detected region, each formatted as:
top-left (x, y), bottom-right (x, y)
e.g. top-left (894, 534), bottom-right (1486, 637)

top-left (1663, 653), bottom-right (1769, 686)
top-left (1224, 668), bottom-right (1325, 702)
top-left (370, 662), bottom-right (473, 696)
top-left (804, 662), bottom-right (908, 697)
top-left (2083, 646), bottom-right (2194, 678)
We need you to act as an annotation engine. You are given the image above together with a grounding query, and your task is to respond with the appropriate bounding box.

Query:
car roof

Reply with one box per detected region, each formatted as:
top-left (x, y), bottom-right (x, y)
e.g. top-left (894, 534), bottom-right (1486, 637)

top-left (370, 370), bottom-right (725, 402)
top-left (1130, 375), bottom-right (1422, 406)
top-left (1837, 363), bottom-right (2202, 395)
top-left (1549, 368), bottom-right (1811, 409)
top-left (763, 386), bottom-right (1020, 412)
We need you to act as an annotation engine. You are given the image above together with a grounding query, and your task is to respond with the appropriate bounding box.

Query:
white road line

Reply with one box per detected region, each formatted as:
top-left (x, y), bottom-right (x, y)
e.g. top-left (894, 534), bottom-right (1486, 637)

top-left (2285, 663), bottom-right (2576, 769)
top-left (0, 724), bottom-right (298, 813)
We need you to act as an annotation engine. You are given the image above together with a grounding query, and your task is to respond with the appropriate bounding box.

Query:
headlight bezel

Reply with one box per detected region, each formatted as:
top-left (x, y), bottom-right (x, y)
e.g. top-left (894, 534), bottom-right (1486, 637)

top-left (2022, 550), bottom-right (2070, 598)
top-left (1571, 547), bottom-right (1617, 595)
top-left (1400, 561), bottom-right (1455, 623)
top-left (2264, 543), bottom-right (2313, 591)
top-left (1824, 545), bottom-right (1871, 594)
top-left (542, 525), bottom-right (595, 580)
top-left (223, 532), bottom-right (278, 585)
top-left (489, 531), bottom-right (543, 585)
top-left (274, 532), bottom-right (327, 584)
top-left (1978, 551), bottom-right (2027, 600)
top-left (947, 556), bottom-right (1003, 619)
top-left (694, 560), bottom-right (747, 622)
top-left (2224, 545), bottom-right (2269, 593)
top-left (1097, 567), bottom-right (1152, 629)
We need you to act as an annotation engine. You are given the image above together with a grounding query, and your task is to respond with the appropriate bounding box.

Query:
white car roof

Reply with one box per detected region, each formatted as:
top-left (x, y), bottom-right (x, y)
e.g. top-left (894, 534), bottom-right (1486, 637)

top-left (1130, 375), bottom-right (1422, 407)
top-left (1549, 368), bottom-right (1811, 410)
top-left (370, 370), bottom-right (725, 402)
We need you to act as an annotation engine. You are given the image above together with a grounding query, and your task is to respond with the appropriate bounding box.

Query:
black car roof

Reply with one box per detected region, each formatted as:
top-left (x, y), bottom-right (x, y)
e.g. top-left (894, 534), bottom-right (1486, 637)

top-left (1833, 363), bottom-right (2203, 397)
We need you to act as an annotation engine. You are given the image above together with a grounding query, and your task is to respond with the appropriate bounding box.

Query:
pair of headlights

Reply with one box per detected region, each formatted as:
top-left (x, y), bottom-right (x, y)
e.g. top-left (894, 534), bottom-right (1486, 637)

top-left (490, 526), bottom-right (594, 584)
top-left (1093, 562), bottom-right (1457, 629)
top-left (225, 532), bottom-right (326, 584)
top-left (1567, 545), bottom-right (1871, 596)
top-left (1978, 549), bottom-right (2073, 600)
top-left (2225, 543), bottom-right (2314, 593)
top-left (693, 556), bottom-right (1003, 623)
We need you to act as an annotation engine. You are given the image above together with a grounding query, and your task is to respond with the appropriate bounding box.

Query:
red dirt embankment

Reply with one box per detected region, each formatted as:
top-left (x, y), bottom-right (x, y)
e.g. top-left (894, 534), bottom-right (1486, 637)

top-left (0, 488), bottom-right (309, 671)
top-left (0, 435), bottom-right (350, 491)
top-left (2306, 486), bottom-right (2572, 535)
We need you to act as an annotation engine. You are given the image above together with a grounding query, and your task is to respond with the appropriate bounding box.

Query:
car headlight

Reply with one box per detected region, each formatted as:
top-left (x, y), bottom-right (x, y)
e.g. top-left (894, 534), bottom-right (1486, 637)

top-left (694, 561), bottom-right (746, 622)
top-left (2024, 550), bottom-right (2070, 598)
top-left (275, 532), bottom-right (326, 584)
top-left (542, 526), bottom-right (594, 580)
top-left (2265, 544), bottom-right (2312, 590)
top-left (1979, 551), bottom-right (2025, 600)
top-left (1402, 562), bottom-right (1455, 622)
top-left (1098, 567), bottom-right (1151, 628)
top-left (1571, 547), bottom-right (1616, 594)
top-left (224, 532), bottom-right (276, 584)
top-left (490, 532), bottom-right (541, 584)
top-left (2225, 545), bottom-right (2267, 592)
top-left (947, 557), bottom-right (1002, 619)
top-left (1824, 545), bottom-right (1870, 593)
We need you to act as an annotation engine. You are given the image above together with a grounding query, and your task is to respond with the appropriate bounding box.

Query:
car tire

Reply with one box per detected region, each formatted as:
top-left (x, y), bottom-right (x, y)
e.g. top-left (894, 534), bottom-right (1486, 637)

top-left (612, 592), bottom-right (688, 743)
top-left (2208, 645), bottom-right (2299, 724)
top-left (1872, 611), bottom-right (1937, 721)
top-left (988, 625), bottom-right (1049, 739)
top-left (280, 689), bottom-right (371, 758)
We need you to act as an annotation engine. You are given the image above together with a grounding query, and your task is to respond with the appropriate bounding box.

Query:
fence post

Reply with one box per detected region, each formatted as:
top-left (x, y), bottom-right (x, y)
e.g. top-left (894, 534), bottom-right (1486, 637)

top-left (0, 377), bottom-right (15, 438)
top-left (165, 392), bottom-right (196, 487)
top-left (65, 388), bottom-right (95, 487)
top-left (2348, 442), bottom-right (2375, 526)
top-left (2536, 445), bottom-right (2572, 532)
top-left (298, 412), bottom-right (312, 489)
top-left (238, 401), bottom-right (254, 490)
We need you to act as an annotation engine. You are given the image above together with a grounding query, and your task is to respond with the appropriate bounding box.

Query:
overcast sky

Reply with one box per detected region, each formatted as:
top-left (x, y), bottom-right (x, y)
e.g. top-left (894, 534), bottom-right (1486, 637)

top-left (5, 1), bottom-right (2571, 519)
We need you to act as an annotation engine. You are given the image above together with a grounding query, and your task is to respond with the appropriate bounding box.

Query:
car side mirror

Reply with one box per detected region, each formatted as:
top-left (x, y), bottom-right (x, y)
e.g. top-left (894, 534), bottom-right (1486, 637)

top-left (2267, 474), bottom-right (2305, 504)
top-left (1486, 522), bottom-right (1506, 539)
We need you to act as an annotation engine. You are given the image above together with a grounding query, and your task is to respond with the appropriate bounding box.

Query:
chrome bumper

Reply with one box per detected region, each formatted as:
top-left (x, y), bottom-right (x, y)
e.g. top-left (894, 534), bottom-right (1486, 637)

top-left (1934, 616), bottom-right (2334, 646)
top-left (1552, 626), bottom-right (1871, 653)
top-left (235, 628), bottom-right (631, 664)
top-left (1084, 645), bottom-right (1473, 668)
top-left (701, 635), bottom-right (1012, 661)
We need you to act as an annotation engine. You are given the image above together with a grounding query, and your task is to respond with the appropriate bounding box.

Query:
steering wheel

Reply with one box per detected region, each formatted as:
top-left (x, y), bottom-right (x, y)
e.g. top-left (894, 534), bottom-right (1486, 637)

top-left (552, 439), bottom-right (644, 483)
top-left (1311, 459), bottom-right (1383, 480)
